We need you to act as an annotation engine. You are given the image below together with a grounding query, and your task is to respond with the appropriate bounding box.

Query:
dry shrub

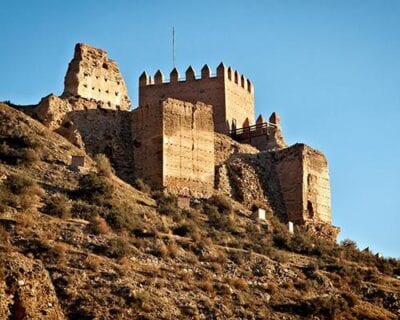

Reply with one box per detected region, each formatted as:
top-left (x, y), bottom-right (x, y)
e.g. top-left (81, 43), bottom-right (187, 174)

top-left (266, 282), bottom-right (278, 295)
top-left (4, 174), bottom-right (44, 210)
top-left (0, 226), bottom-right (9, 243)
top-left (101, 238), bottom-right (132, 259)
top-left (173, 221), bottom-right (198, 237)
top-left (86, 255), bottom-right (101, 272)
top-left (134, 178), bottom-right (151, 193)
top-left (42, 193), bottom-right (71, 218)
top-left (52, 242), bottom-right (68, 262)
top-left (153, 241), bottom-right (168, 258)
top-left (77, 172), bottom-right (114, 204)
top-left (199, 280), bottom-right (214, 294)
top-left (88, 216), bottom-right (110, 235)
top-left (94, 154), bottom-right (114, 177)
top-left (229, 278), bottom-right (248, 290)
top-left (211, 262), bottom-right (222, 273)
top-left (179, 271), bottom-right (192, 283)
top-left (167, 242), bottom-right (179, 258)
top-left (132, 290), bottom-right (151, 311)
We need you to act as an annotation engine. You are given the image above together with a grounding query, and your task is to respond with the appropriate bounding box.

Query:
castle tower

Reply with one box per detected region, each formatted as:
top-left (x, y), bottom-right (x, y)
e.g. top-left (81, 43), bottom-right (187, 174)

top-left (138, 63), bottom-right (255, 134)
top-left (63, 43), bottom-right (131, 110)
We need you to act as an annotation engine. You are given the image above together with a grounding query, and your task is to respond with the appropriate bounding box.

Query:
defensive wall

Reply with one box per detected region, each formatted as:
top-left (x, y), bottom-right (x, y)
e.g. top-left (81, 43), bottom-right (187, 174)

top-left (62, 43), bottom-right (131, 110)
top-left (132, 98), bottom-right (214, 198)
top-left (138, 63), bottom-right (255, 134)
top-left (26, 43), bottom-right (335, 235)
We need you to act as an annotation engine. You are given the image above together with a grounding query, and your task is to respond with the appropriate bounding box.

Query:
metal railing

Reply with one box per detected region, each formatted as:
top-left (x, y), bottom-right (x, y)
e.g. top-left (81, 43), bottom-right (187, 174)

top-left (230, 121), bottom-right (278, 137)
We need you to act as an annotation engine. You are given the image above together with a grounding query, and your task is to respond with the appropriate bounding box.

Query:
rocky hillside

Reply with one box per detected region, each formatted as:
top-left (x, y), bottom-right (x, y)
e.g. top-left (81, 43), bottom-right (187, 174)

top-left (0, 102), bottom-right (399, 320)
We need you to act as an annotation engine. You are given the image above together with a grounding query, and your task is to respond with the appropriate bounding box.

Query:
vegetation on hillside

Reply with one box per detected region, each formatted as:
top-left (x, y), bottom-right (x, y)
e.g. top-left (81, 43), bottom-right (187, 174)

top-left (0, 103), bottom-right (399, 319)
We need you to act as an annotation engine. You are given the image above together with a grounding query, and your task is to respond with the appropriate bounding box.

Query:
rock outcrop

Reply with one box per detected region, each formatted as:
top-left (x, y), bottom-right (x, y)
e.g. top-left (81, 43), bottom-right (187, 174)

top-left (0, 252), bottom-right (65, 319)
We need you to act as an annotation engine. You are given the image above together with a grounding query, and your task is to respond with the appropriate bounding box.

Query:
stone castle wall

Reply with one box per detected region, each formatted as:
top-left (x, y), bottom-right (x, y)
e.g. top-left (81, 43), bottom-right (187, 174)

top-left (275, 144), bottom-right (331, 224)
top-left (63, 43), bottom-right (130, 110)
top-left (132, 98), bottom-right (214, 198)
top-left (138, 64), bottom-right (254, 134)
top-left (131, 102), bottom-right (164, 189)
top-left (162, 99), bottom-right (214, 197)
top-left (26, 42), bottom-right (336, 235)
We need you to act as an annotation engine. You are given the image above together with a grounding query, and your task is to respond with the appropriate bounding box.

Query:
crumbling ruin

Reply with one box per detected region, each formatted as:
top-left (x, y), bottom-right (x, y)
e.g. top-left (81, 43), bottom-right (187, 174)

top-left (28, 43), bottom-right (338, 239)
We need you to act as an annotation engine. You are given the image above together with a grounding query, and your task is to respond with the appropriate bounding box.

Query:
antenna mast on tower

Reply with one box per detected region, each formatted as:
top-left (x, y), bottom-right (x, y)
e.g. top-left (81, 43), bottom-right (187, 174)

top-left (172, 27), bottom-right (176, 68)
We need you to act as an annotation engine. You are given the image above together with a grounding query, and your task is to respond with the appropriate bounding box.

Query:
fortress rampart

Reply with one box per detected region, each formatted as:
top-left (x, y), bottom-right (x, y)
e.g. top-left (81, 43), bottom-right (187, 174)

top-left (138, 64), bottom-right (254, 134)
top-left (63, 43), bottom-right (131, 110)
top-left (132, 98), bottom-right (214, 198)
top-left (27, 43), bottom-right (336, 236)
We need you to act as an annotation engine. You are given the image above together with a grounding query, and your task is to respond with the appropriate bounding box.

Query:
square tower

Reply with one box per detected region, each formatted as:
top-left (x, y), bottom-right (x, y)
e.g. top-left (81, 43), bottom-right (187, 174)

top-left (138, 63), bottom-right (255, 134)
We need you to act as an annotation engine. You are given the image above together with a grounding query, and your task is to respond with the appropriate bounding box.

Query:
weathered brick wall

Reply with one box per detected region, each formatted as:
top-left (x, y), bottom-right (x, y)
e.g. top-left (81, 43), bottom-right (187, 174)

top-left (275, 146), bottom-right (305, 224)
top-left (275, 144), bottom-right (332, 224)
top-left (138, 64), bottom-right (254, 134)
top-left (303, 147), bottom-right (331, 223)
top-left (162, 98), bottom-right (214, 198)
top-left (63, 43), bottom-right (131, 110)
top-left (224, 69), bottom-right (255, 130)
top-left (131, 103), bottom-right (164, 189)
top-left (131, 98), bottom-right (214, 197)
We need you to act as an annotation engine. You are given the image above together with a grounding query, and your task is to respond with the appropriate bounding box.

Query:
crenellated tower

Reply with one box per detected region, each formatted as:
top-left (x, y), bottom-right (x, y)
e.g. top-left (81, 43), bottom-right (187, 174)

top-left (138, 63), bottom-right (255, 134)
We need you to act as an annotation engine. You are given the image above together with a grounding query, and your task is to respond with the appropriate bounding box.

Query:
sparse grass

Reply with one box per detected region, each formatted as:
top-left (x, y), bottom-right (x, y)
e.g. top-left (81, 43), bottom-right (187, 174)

top-left (42, 193), bottom-right (71, 218)
top-left (76, 172), bottom-right (114, 204)
top-left (87, 216), bottom-right (110, 235)
top-left (0, 174), bottom-right (44, 211)
top-left (94, 153), bottom-right (114, 178)
top-left (104, 202), bottom-right (143, 232)
top-left (0, 134), bottom-right (41, 165)
top-left (134, 178), bottom-right (151, 193)
top-left (100, 237), bottom-right (133, 259)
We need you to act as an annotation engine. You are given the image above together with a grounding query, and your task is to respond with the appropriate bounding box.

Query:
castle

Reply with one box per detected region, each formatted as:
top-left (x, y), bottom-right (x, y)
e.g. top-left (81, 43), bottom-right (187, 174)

top-left (29, 43), bottom-right (337, 239)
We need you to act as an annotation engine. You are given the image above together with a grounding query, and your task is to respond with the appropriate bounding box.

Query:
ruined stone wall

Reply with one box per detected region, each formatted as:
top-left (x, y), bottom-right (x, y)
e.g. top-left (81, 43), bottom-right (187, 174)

top-left (303, 146), bottom-right (331, 223)
top-left (67, 108), bottom-right (135, 183)
top-left (63, 43), bottom-right (130, 110)
top-left (274, 144), bottom-right (332, 225)
top-left (275, 146), bottom-right (305, 224)
top-left (30, 94), bottom-right (135, 183)
top-left (162, 98), bottom-right (214, 198)
top-left (131, 103), bottom-right (164, 189)
top-left (138, 64), bottom-right (254, 134)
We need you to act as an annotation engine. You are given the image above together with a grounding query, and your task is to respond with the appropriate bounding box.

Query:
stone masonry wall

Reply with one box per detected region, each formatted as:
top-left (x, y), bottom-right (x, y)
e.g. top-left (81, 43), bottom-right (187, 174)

top-left (275, 144), bottom-right (332, 225)
top-left (138, 64), bottom-right (254, 134)
top-left (132, 98), bottom-right (214, 198)
top-left (162, 98), bottom-right (214, 198)
top-left (303, 146), bottom-right (331, 223)
top-left (224, 68), bottom-right (255, 130)
top-left (63, 43), bottom-right (130, 110)
top-left (131, 103), bottom-right (164, 189)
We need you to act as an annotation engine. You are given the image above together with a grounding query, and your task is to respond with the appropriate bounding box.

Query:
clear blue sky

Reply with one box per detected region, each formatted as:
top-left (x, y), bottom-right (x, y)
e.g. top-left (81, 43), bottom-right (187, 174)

top-left (1, 1), bottom-right (399, 257)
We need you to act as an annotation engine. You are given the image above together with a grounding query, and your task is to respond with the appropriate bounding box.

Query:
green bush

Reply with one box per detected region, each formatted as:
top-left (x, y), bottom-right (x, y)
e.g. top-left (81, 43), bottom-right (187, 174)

top-left (76, 172), bottom-right (113, 204)
top-left (102, 238), bottom-right (132, 259)
top-left (105, 202), bottom-right (143, 232)
top-left (157, 194), bottom-right (180, 219)
top-left (205, 203), bottom-right (236, 232)
top-left (209, 195), bottom-right (232, 215)
top-left (0, 134), bottom-right (40, 165)
top-left (1, 174), bottom-right (43, 210)
top-left (71, 200), bottom-right (99, 220)
top-left (173, 221), bottom-right (197, 237)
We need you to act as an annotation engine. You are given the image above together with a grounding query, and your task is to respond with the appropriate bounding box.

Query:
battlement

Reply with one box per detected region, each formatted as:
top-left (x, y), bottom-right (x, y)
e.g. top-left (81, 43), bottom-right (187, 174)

top-left (139, 63), bottom-right (253, 93)
top-left (138, 63), bottom-right (255, 134)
